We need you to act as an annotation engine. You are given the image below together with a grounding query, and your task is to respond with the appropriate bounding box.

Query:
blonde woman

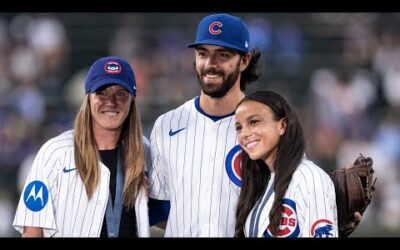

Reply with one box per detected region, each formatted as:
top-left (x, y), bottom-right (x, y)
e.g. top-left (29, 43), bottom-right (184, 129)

top-left (13, 56), bottom-right (150, 237)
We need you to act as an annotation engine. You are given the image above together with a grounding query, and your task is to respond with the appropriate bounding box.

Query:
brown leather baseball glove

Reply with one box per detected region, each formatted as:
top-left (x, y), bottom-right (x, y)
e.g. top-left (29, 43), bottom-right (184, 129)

top-left (329, 154), bottom-right (377, 237)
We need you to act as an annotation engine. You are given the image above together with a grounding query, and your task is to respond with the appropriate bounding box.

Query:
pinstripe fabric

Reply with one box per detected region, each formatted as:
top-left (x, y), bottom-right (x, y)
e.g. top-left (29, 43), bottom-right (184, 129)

top-left (148, 97), bottom-right (241, 237)
top-left (244, 158), bottom-right (338, 238)
top-left (13, 130), bottom-right (150, 237)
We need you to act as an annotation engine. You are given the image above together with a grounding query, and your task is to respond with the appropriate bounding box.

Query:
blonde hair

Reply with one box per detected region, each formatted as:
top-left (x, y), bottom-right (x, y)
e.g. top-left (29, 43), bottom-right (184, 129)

top-left (73, 95), bottom-right (146, 208)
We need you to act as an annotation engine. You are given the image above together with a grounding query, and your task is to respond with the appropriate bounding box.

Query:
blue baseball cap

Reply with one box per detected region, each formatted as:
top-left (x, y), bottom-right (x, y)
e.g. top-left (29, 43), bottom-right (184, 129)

top-left (188, 13), bottom-right (250, 53)
top-left (85, 56), bottom-right (136, 97)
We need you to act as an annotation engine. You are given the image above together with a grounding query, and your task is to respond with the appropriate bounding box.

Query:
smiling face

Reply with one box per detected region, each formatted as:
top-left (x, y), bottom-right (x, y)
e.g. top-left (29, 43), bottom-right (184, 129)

top-left (194, 45), bottom-right (246, 98)
top-left (90, 84), bottom-right (132, 134)
top-left (235, 100), bottom-right (286, 169)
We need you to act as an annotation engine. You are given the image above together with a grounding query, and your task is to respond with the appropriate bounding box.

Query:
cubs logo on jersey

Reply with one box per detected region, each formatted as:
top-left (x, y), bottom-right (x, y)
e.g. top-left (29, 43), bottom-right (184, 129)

top-left (23, 180), bottom-right (49, 212)
top-left (311, 219), bottom-right (334, 238)
top-left (225, 145), bottom-right (242, 187)
top-left (263, 198), bottom-right (300, 238)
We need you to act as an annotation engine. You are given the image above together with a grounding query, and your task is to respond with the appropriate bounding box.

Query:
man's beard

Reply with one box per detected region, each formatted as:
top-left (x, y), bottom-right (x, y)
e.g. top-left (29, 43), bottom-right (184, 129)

top-left (195, 62), bottom-right (241, 98)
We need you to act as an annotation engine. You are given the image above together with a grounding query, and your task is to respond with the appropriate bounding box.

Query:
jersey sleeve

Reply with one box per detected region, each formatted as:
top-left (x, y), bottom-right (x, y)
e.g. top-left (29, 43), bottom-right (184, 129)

top-left (294, 170), bottom-right (338, 238)
top-left (148, 117), bottom-right (170, 200)
top-left (12, 142), bottom-right (58, 237)
top-left (148, 198), bottom-right (170, 226)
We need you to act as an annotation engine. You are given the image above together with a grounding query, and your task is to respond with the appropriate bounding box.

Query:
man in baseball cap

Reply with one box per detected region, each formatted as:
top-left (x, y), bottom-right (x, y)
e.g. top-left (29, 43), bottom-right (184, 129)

top-left (147, 13), bottom-right (262, 237)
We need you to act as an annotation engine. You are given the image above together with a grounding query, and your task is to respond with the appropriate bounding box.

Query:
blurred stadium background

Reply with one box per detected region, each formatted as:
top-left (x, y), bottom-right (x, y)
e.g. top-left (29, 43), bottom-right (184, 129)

top-left (0, 12), bottom-right (399, 237)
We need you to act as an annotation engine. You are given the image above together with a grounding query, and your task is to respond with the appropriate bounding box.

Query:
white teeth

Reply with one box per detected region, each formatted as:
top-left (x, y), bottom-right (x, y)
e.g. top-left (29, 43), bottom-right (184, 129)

top-left (246, 141), bottom-right (258, 149)
top-left (205, 74), bottom-right (220, 79)
top-left (103, 112), bottom-right (118, 116)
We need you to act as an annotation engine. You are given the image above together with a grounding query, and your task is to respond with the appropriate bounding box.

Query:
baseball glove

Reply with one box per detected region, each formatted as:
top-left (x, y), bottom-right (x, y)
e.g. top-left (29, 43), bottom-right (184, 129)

top-left (329, 154), bottom-right (377, 237)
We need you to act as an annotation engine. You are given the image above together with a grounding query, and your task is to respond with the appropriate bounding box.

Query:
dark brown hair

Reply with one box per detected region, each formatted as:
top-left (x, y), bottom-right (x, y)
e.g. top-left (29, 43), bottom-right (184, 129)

top-left (234, 90), bottom-right (305, 237)
top-left (239, 48), bottom-right (262, 91)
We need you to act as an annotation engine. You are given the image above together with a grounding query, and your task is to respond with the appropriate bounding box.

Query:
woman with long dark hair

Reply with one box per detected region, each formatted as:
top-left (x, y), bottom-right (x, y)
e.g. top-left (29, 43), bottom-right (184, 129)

top-left (234, 90), bottom-right (338, 238)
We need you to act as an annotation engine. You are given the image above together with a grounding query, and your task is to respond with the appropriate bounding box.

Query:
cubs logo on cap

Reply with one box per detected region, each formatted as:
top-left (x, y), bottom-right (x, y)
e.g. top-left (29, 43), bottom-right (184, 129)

top-left (209, 21), bottom-right (223, 35)
top-left (104, 61), bottom-right (122, 74)
top-left (188, 13), bottom-right (250, 53)
top-left (85, 56), bottom-right (137, 96)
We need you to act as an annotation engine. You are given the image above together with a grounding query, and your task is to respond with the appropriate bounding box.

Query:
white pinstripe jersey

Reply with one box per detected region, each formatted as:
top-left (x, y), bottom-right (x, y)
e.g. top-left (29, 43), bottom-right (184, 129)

top-left (148, 97), bottom-right (241, 237)
top-left (13, 130), bottom-right (151, 237)
top-left (244, 158), bottom-right (338, 238)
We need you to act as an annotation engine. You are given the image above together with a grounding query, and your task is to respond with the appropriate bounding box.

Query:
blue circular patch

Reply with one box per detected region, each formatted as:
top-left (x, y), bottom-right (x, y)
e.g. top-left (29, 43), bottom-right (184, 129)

top-left (263, 198), bottom-right (300, 238)
top-left (225, 145), bottom-right (243, 187)
top-left (23, 181), bottom-right (49, 212)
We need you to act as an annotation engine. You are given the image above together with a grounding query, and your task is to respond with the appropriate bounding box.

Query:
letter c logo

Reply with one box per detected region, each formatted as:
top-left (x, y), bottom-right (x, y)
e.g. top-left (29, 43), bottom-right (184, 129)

top-left (209, 21), bottom-right (223, 35)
